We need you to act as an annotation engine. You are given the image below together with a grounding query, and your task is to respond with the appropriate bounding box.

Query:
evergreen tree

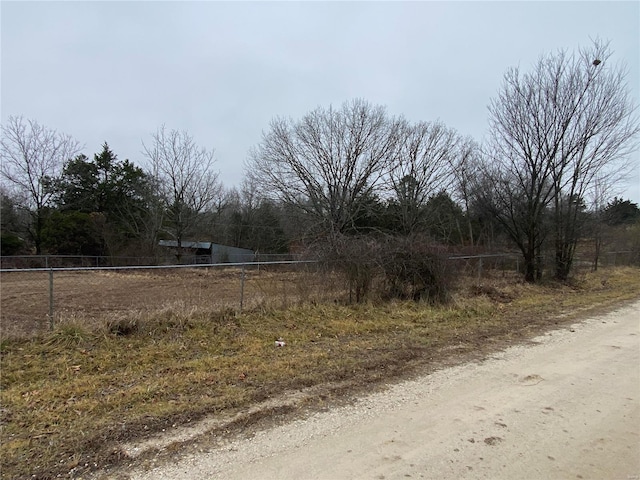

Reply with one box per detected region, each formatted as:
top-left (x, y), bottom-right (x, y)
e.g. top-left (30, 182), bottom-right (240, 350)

top-left (604, 197), bottom-right (640, 226)
top-left (0, 189), bottom-right (27, 255)
top-left (52, 143), bottom-right (155, 255)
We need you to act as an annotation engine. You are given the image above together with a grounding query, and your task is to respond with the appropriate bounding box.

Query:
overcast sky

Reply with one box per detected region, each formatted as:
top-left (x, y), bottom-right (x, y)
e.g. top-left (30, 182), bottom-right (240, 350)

top-left (2, 1), bottom-right (639, 203)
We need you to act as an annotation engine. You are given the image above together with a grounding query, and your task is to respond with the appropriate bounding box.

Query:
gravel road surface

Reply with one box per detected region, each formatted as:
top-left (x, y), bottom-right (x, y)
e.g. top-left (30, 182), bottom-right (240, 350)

top-left (131, 300), bottom-right (640, 480)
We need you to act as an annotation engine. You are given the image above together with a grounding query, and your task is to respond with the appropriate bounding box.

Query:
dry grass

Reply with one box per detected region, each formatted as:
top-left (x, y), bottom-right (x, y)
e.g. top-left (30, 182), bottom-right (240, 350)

top-left (0, 266), bottom-right (343, 338)
top-left (1, 266), bottom-right (639, 479)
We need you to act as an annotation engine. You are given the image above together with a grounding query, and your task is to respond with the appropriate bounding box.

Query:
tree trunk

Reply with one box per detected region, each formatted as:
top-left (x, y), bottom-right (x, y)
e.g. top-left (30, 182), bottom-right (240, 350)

top-left (33, 209), bottom-right (45, 255)
top-left (554, 239), bottom-right (576, 281)
top-left (593, 237), bottom-right (601, 272)
top-left (535, 247), bottom-right (544, 282)
top-left (523, 251), bottom-right (537, 283)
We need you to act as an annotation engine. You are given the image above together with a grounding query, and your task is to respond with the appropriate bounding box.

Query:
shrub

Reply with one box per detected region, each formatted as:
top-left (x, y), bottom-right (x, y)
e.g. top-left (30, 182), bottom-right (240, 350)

top-left (324, 236), bottom-right (379, 303)
top-left (316, 234), bottom-right (454, 305)
top-left (378, 236), bottom-right (454, 304)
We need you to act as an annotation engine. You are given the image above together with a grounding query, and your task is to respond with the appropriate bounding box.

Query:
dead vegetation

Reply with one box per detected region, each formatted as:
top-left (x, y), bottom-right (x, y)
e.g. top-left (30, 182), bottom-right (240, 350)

top-left (0, 266), bottom-right (342, 339)
top-left (1, 266), bottom-right (639, 479)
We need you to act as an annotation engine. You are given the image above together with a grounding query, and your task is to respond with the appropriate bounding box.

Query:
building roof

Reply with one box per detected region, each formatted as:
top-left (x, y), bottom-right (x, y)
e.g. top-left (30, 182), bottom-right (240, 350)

top-left (158, 240), bottom-right (255, 256)
top-left (158, 240), bottom-right (212, 249)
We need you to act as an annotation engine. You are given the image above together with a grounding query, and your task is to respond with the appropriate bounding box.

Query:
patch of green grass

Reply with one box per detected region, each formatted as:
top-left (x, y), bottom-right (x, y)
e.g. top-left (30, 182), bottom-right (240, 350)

top-left (1, 267), bottom-right (639, 479)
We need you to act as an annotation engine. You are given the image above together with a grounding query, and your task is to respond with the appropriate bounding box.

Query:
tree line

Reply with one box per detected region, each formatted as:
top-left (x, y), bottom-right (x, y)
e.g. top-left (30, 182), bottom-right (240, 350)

top-left (2, 40), bottom-right (639, 283)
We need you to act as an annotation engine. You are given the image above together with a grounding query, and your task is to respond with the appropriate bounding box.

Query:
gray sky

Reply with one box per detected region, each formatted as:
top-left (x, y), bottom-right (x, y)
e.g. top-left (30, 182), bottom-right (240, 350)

top-left (2, 1), bottom-right (639, 203)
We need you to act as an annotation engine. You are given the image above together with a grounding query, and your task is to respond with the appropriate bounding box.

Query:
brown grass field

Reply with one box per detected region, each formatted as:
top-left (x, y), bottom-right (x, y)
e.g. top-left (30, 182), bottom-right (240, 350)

top-left (1, 265), bottom-right (639, 479)
top-left (0, 266), bottom-right (342, 339)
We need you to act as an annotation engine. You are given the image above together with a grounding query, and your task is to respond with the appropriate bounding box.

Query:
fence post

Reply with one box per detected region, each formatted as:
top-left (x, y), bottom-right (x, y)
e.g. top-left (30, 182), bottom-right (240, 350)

top-left (478, 258), bottom-right (483, 282)
top-left (49, 269), bottom-right (54, 330)
top-left (239, 265), bottom-right (246, 312)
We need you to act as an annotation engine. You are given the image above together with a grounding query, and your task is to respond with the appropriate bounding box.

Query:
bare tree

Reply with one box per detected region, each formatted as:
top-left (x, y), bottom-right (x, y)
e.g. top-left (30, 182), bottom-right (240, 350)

top-left (548, 42), bottom-right (638, 279)
top-left (486, 40), bottom-right (639, 281)
top-left (389, 120), bottom-right (461, 234)
top-left (588, 175), bottom-right (613, 272)
top-left (451, 136), bottom-right (482, 246)
top-left (1, 116), bottom-right (81, 254)
top-left (474, 161), bottom-right (551, 281)
top-left (143, 126), bottom-right (221, 253)
top-left (215, 178), bottom-right (289, 253)
top-left (247, 99), bottom-right (403, 242)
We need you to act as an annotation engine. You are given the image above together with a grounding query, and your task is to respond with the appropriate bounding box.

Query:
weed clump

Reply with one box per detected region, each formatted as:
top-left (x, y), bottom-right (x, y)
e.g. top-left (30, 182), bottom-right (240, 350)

top-left (47, 321), bottom-right (94, 347)
top-left (106, 317), bottom-right (139, 336)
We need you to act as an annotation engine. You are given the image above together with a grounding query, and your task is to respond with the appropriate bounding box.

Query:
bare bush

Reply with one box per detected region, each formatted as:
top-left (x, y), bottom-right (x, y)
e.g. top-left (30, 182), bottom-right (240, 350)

top-left (377, 236), bottom-right (454, 304)
top-left (316, 236), bottom-right (380, 303)
top-left (318, 234), bottom-right (454, 305)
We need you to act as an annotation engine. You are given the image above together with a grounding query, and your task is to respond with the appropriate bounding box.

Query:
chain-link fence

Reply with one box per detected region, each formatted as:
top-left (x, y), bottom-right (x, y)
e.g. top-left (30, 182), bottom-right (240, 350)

top-left (0, 261), bottom-right (345, 338)
top-left (0, 253), bottom-right (305, 269)
top-left (1, 251), bottom-right (636, 339)
top-left (448, 250), bottom-right (638, 279)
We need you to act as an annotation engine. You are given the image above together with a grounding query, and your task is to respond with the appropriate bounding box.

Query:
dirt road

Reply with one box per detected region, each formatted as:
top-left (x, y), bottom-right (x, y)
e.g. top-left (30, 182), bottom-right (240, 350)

top-left (131, 301), bottom-right (640, 480)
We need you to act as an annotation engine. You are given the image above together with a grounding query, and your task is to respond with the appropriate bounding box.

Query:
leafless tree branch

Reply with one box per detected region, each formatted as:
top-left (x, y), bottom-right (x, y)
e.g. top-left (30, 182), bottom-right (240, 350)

top-left (247, 99), bottom-right (403, 241)
top-left (143, 126), bottom-right (221, 249)
top-left (1, 116), bottom-right (81, 253)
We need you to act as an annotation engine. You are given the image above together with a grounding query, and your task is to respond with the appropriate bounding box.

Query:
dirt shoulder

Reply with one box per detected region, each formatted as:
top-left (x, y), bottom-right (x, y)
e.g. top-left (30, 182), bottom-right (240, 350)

top-left (101, 299), bottom-right (640, 480)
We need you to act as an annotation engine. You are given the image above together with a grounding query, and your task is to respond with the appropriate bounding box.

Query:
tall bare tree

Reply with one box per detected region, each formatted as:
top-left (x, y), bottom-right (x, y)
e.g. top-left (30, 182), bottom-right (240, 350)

top-left (143, 126), bottom-right (221, 252)
top-left (1, 116), bottom-right (81, 254)
top-left (451, 136), bottom-right (482, 246)
top-left (474, 159), bottom-right (552, 281)
top-left (389, 120), bottom-right (460, 234)
top-left (548, 42), bottom-right (638, 279)
top-left (247, 99), bottom-right (403, 242)
top-left (485, 40), bottom-right (639, 281)
top-left (588, 175), bottom-right (614, 272)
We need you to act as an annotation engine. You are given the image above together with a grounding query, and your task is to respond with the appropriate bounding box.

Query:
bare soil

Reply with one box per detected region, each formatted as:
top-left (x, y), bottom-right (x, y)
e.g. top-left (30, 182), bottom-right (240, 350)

top-left (0, 267), bottom-right (338, 338)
